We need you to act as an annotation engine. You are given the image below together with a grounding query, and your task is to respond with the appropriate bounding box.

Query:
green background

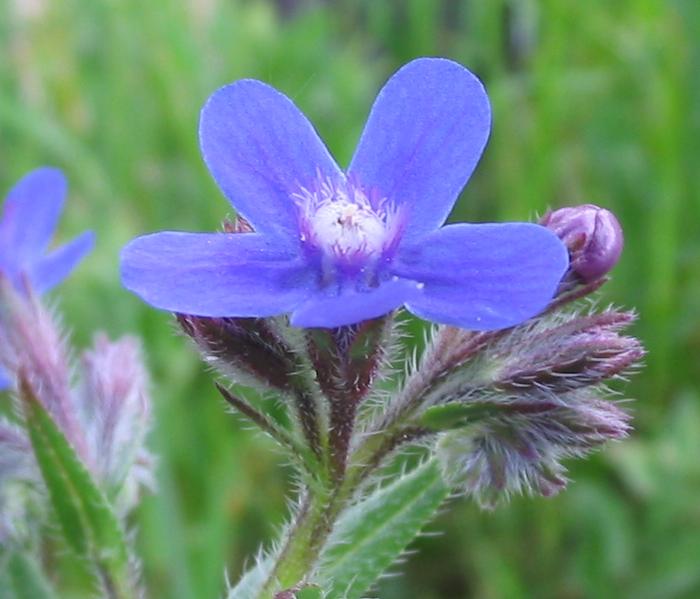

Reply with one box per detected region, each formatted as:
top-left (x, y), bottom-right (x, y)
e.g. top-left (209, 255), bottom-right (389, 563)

top-left (1, 1), bottom-right (699, 597)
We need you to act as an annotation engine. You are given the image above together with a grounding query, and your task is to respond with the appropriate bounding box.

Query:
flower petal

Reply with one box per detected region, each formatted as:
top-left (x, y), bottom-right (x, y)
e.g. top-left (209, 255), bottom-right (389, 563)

top-left (28, 231), bottom-right (94, 294)
top-left (120, 232), bottom-right (313, 317)
top-left (200, 80), bottom-right (342, 241)
top-left (348, 58), bottom-right (491, 241)
top-left (394, 223), bottom-right (568, 330)
top-left (0, 367), bottom-right (11, 391)
top-left (0, 167), bottom-right (66, 262)
top-left (290, 277), bottom-right (421, 328)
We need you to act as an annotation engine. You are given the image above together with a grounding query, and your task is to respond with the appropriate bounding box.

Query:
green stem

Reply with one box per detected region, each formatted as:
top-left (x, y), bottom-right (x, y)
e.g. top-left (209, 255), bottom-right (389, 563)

top-left (257, 485), bottom-right (343, 598)
top-left (256, 428), bottom-right (387, 598)
top-left (255, 318), bottom-right (431, 597)
top-left (257, 422), bottom-right (431, 598)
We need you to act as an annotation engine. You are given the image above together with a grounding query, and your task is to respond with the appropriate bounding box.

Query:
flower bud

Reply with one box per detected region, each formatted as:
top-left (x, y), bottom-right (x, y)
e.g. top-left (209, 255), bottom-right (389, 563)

top-left (541, 204), bottom-right (623, 282)
top-left (494, 311), bottom-right (644, 394)
top-left (422, 310), bottom-right (643, 407)
top-left (436, 392), bottom-right (631, 509)
top-left (79, 334), bottom-right (154, 513)
top-left (0, 280), bottom-right (90, 464)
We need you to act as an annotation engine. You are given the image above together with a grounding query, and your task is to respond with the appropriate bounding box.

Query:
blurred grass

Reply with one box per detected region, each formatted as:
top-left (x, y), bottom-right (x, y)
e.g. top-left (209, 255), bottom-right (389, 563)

top-left (1, 0), bottom-right (699, 597)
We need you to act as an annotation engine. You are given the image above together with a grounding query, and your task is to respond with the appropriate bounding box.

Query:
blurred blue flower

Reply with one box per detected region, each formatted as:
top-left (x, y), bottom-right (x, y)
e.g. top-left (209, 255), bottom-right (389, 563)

top-left (121, 58), bottom-right (568, 329)
top-left (0, 167), bottom-right (94, 389)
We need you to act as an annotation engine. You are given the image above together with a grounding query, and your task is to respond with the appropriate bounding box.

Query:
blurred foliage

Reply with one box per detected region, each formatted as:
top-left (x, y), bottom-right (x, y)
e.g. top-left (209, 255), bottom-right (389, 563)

top-left (1, 0), bottom-right (699, 597)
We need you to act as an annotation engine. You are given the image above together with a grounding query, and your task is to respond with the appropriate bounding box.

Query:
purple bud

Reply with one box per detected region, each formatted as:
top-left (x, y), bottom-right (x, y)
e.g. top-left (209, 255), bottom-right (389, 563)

top-left (0, 280), bottom-right (91, 464)
top-left (424, 310), bottom-right (644, 406)
top-left (542, 204), bottom-right (623, 282)
top-left (79, 334), bottom-right (153, 512)
top-left (1, 277), bottom-right (155, 514)
top-left (436, 391), bottom-right (631, 509)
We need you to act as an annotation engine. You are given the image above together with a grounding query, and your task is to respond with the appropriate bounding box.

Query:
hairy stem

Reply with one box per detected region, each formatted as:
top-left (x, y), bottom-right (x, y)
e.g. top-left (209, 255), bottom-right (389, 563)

top-left (257, 486), bottom-right (343, 598)
top-left (256, 419), bottom-right (435, 599)
top-left (375, 327), bottom-right (482, 432)
top-left (288, 385), bottom-right (324, 461)
top-left (328, 396), bottom-right (358, 481)
top-left (254, 317), bottom-right (430, 597)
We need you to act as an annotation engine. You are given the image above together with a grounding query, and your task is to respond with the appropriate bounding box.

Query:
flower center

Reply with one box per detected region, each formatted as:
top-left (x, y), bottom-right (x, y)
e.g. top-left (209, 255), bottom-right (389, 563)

top-left (311, 199), bottom-right (385, 255)
top-left (292, 175), bottom-right (401, 262)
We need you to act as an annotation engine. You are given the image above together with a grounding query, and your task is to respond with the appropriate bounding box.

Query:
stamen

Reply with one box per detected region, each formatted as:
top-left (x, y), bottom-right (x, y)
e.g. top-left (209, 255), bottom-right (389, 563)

top-left (292, 175), bottom-right (401, 261)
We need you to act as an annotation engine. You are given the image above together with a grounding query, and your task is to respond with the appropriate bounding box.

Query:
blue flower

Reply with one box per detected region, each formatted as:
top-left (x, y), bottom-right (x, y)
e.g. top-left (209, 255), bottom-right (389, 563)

top-left (120, 58), bottom-right (568, 329)
top-left (0, 167), bottom-right (94, 389)
top-left (0, 167), bottom-right (94, 295)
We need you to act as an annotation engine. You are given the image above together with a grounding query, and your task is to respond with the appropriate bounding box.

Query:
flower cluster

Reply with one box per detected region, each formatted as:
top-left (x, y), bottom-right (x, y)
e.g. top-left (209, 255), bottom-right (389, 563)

top-left (429, 307), bottom-right (642, 508)
top-left (0, 58), bottom-right (639, 599)
top-left (119, 60), bottom-right (640, 518)
top-left (0, 169), bottom-right (152, 544)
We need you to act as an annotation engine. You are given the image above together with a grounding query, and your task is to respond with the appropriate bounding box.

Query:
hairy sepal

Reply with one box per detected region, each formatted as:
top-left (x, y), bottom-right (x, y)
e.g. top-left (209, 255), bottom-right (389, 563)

top-left (305, 314), bottom-right (396, 405)
top-left (424, 308), bottom-right (643, 407)
top-left (435, 389), bottom-right (631, 509)
top-left (226, 555), bottom-right (275, 599)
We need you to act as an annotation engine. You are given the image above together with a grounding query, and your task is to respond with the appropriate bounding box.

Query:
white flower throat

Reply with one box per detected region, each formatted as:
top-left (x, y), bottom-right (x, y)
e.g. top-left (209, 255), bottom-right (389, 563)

top-left (312, 200), bottom-right (385, 255)
top-left (293, 175), bottom-right (400, 260)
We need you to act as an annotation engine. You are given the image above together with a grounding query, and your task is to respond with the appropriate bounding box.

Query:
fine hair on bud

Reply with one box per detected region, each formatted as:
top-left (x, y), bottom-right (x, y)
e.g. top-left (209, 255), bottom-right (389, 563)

top-left (436, 389), bottom-right (631, 509)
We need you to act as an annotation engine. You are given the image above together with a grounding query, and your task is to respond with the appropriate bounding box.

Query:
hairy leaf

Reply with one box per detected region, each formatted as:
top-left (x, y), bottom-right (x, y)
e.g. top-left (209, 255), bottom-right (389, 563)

top-left (4, 552), bottom-right (57, 599)
top-left (317, 460), bottom-right (448, 598)
top-left (19, 376), bottom-right (132, 595)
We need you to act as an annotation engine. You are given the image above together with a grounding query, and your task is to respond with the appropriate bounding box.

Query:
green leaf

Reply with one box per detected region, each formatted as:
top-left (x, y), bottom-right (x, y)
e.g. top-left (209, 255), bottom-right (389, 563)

top-left (417, 402), bottom-right (501, 431)
top-left (19, 377), bottom-right (133, 597)
top-left (4, 552), bottom-right (57, 599)
top-left (317, 460), bottom-right (449, 598)
top-left (418, 403), bottom-right (477, 430)
top-left (295, 587), bottom-right (323, 599)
